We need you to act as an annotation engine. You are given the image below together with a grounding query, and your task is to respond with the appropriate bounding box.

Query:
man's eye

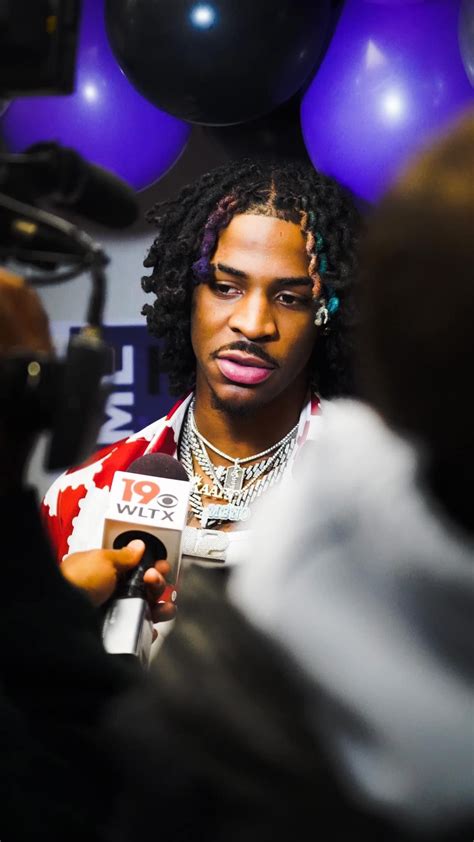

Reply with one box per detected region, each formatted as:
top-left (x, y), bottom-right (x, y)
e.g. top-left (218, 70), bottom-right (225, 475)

top-left (211, 281), bottom-right (240, 296)
top-left (277, 292), bottom-right (309, 307)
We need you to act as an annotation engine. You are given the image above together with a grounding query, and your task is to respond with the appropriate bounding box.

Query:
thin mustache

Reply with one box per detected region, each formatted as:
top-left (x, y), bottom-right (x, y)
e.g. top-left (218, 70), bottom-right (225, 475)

top-left (212, 341), bottom-right (278, 368)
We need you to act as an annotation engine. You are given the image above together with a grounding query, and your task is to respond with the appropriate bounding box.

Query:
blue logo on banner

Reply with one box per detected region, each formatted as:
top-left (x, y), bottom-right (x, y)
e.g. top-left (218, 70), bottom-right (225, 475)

top-left (70, 325), bottom-right (174, 445)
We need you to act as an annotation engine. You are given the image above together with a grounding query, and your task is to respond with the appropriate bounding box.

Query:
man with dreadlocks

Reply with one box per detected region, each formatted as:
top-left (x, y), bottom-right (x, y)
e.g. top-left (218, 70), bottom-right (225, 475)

top-left (42, 158), bottom-right (360, 613)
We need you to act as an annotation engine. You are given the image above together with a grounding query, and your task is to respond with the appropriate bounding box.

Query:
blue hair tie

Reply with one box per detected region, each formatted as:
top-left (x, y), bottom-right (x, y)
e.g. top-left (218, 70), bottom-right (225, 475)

top-left (318, 254), bottom-right (328, 274)
top-left (327, 295), bottom-right (339, 316)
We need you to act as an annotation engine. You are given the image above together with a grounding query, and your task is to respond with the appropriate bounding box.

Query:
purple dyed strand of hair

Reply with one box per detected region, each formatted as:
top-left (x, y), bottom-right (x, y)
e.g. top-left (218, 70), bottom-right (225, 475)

top-left (192, 195), bottom-right (239, 283)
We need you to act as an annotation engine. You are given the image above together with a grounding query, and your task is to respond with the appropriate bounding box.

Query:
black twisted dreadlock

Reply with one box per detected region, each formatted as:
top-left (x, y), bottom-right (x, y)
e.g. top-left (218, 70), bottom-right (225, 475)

top-left (142, 158), bottom-right (361, 398)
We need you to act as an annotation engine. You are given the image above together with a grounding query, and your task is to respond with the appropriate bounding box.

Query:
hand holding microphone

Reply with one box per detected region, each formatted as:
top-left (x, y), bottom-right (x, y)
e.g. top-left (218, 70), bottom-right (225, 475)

top-left (60, 541), bottom-right (176, 622)
top-left (60, 453), bottom-right (190, 665)
top-left (100, 453), bottom-right (190, 665)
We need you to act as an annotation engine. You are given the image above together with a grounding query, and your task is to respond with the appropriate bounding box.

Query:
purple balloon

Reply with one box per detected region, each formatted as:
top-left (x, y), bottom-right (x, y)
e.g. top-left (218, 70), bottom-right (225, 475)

top-left (0, 0), bottom-right (191, 191)
top-left (364, 1), bottom-right (428, 5)
top-left (301, 0), bottom-right (474, 202)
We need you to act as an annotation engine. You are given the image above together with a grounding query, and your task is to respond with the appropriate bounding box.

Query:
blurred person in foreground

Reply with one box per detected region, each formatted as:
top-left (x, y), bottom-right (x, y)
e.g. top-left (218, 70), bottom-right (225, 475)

top-left (225, 111), bottom-right (474, 832)
top-left (106, 114), bottom-right (474, 840)
top-left (0, 270), bottom-right (167, 840)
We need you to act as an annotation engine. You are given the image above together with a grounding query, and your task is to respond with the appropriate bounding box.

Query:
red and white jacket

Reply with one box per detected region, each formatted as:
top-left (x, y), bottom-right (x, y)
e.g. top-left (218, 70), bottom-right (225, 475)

top-left (42, 392), bottom-right (322, 564)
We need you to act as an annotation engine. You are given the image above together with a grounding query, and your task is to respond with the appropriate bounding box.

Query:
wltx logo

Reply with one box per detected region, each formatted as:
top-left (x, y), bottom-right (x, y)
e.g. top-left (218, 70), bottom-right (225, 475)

top-left (116, 478), bottom-right (179, 522)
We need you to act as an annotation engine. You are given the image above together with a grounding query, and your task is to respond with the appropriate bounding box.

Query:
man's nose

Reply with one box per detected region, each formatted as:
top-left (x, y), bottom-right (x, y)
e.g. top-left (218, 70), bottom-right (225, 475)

top-left (228, 292), bottom-right (277, 340)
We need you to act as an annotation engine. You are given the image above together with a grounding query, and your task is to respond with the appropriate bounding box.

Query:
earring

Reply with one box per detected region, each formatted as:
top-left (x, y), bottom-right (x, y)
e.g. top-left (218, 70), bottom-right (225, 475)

top-left (314, 298), bottom-right (329, 327)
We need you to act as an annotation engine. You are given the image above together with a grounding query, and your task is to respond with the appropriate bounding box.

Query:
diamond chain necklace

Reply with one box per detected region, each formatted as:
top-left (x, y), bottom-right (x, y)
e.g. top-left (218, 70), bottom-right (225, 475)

top-left (179, 400), bottom-right (298, 526)
top-left (190, 399), bottom-right (298, 464)
top-left (190, 398), bottom-right (298, 493)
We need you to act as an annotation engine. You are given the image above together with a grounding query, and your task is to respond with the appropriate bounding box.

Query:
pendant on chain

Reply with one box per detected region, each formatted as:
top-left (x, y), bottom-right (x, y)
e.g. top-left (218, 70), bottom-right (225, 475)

top-left (201, 502), bottom-right (251, 528)
top-left (223, 463), bottom-right (245, 493)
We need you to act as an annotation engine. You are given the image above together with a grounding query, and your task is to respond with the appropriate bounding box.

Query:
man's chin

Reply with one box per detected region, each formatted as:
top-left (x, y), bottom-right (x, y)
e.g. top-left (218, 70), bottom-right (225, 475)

top-left (209, 385), bottom-right (269, 417)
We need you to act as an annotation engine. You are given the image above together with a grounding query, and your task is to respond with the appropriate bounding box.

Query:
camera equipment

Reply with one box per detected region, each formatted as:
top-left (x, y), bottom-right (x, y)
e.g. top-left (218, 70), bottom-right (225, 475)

top-left (0, 161), bottom-right (115, 471)
top-left (0, 0), bottom-right (81, 97)
top-left (0, 142), bottom-right (140, 230)
top-left (0, 0), bottom-right (141, 471)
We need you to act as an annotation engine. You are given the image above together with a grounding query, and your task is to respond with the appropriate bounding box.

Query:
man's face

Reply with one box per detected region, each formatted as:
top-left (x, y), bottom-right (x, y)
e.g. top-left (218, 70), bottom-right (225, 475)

top-left (191, 213), bottom-right (318, 414)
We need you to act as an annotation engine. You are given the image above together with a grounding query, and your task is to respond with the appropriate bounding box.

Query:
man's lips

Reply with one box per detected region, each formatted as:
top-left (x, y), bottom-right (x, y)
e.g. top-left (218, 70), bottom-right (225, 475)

top-left (216, 352), bottom-right (276, 386)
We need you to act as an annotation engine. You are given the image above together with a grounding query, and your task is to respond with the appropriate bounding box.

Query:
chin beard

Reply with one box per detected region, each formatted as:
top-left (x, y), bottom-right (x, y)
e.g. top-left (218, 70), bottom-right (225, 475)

top-left (209, 387), bottom-right (266, 418)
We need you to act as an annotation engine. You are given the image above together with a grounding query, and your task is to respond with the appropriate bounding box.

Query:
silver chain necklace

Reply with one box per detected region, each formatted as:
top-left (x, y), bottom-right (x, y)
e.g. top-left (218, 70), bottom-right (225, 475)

top-left (179, 400), bottom-right (298, 527)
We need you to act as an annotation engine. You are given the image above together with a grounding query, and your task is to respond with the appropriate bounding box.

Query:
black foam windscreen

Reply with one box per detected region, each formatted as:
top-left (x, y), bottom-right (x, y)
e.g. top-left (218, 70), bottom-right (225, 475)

top-left (128, 453), bottom-right (189, 482)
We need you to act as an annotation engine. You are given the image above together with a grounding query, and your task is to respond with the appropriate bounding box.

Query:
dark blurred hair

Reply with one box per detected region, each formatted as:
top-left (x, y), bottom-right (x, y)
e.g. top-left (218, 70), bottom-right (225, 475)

top-left (107, 567), bottom-right (425, 842)
top-left (141, 157), bottom-right (361, 398)
top-left (357, 111), bottom-right (474, 528)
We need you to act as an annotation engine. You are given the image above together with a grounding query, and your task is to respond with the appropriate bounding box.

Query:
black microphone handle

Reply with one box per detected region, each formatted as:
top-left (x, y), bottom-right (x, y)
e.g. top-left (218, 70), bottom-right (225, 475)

top-left (113, 530), bottom-right (168, 599)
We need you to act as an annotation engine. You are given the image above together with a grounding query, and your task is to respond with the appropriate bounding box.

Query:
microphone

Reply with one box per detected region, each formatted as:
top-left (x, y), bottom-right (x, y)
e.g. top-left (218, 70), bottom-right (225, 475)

top-left (1, 142), bottom-right (139, 229)
top-left (101, 453), bottom-right (190, 666)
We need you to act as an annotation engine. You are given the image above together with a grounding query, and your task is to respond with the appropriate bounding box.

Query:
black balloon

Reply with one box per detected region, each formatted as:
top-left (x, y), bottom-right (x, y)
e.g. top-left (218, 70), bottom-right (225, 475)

top-left (202, 93), bottom-right (310, 161)
top-left (105, 0), bottom-right (332, 126)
